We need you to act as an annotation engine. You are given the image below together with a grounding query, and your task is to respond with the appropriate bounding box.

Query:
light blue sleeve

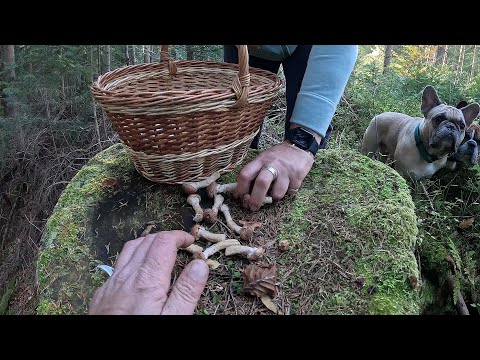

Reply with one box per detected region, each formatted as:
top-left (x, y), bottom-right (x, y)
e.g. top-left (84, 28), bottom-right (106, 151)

top-left (290, 45), bottom-right (358, 138)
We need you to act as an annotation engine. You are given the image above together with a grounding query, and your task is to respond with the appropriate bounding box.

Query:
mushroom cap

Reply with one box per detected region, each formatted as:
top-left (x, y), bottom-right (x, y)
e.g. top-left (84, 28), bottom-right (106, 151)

top-left (246, 247), bottom-right (265, 261)
top-left (278, 240), bottom-right (289, 252)
top-left (203, 208), bottom-right (218, 224)
top-left (182, 183), bottom-right (198, 194)
top-left (239, 227), bottom-right (254, 241)
top-left (194, 251), bottom-right (206, 260)
top-left (190, 224), bottom-right (202, 240)
top-left (187, 193), bottom-right (201, 204)
top-left (207, 182), bottom-right (218, 198)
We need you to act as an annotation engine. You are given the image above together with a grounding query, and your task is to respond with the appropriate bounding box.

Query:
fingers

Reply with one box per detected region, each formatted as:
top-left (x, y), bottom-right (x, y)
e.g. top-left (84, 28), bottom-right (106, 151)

top-left (161, 259), bottom-right (209, 315)
top-left (113, 237), bottom-right (144, 272)
top-left (133, 230), bottom-right (195, 294)
top-left (270, 174), bottom-right (290, 201)
top-left (249, 168), bottom-right (275, 211)
top-left (235, 159), bottom-right (265, 199)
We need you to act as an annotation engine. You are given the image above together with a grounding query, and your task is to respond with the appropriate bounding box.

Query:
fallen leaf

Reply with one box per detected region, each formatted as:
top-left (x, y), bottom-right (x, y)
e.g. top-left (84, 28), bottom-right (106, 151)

top-left (206, 259), bottom-right (220, 270)
top-left (100, 177), bottom-right (119, 191)
top-left (458, 218), bottom-right (475, 229)
top-left (243, 264), bottom-right (277, 298)
top-left (260, 295), bottom-right (284, 315)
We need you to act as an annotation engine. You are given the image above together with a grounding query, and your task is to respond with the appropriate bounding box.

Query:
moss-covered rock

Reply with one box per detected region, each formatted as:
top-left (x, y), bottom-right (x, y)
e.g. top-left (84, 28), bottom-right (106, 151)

top-left (36, 144), bottom-right (420, 314)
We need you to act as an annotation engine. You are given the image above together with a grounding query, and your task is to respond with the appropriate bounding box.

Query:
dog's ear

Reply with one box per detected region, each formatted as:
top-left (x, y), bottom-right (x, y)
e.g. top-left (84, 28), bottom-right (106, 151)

top-left (456, 100), bottom-right (468, 109)
top-left (421, 85), bottom-right (441, 116)
top-left (460, 103), bottom-right (480, 127)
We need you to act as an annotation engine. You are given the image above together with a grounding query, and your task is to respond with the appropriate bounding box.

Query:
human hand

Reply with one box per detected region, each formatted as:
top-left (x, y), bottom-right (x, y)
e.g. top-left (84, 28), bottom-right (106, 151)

top-left (235, 141), bottom-right (314, 211)
top-left (89, 230), bottom-right (209, 315)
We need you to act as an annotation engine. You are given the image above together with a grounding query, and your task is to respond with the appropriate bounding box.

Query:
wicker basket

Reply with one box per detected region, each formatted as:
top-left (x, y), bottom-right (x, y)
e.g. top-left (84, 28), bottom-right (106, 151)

top-left (92, 45), bottom-right (282, 184)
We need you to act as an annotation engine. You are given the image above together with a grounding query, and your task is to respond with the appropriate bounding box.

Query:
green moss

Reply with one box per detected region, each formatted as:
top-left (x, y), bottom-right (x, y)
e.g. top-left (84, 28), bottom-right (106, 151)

top-left (36, 144), bottom-right (136, 314)
top-left (277, 149), bottom-right (420, 314)
top-left (36, 299), bottom-right (67, 315)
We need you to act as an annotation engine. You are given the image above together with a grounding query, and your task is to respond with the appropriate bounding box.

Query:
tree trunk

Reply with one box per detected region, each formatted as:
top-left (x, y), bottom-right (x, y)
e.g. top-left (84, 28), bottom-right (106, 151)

top-left (469, 45), bottom-right (478, 83)
top-left (143, 45), bottom-right (151, 63)
top-left (128, 45), bottom-right (136, 65)
top-left (186, 45), bottom-right (194, 60)
top-left (443, 45), bottom-right (449, 66)
top-left (456, 45), bottom-right (466, 82)
top-left (435, 45), bottom-right (446, 64)
top-left (124, 45), bottom-right (129, 66)
top-left (1, 45), bottom-right (18, 117)
top-left (383, 45), bottom-right (393, 74)
top-left (91, 46), bottom-right (102, 151)
top-left (102, 45), bottom-right (111, 74)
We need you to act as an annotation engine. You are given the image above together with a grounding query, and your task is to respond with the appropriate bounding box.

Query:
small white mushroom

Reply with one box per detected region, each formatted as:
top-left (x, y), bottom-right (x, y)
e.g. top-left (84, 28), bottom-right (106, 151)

top-left (200, 239), bottom-right (240, 260)
top-left (187, 194), bottom-right (203, 223)
top-left (182, 172), bottom-right (221, 194)
top-left (207, 182), bottom-right (237, 198)
top-left (182, 243), bottom-right (204, 255)
top-left (219, 204), bottom-right (262, 241)
top-left (190, 224), bottom-right (226, 243)
top-left (225, 245), bottom-right (265, 261)
top-left (242, 194), bottom-right (273, 209)
top-left (204, 194), bottom-right (225, 224)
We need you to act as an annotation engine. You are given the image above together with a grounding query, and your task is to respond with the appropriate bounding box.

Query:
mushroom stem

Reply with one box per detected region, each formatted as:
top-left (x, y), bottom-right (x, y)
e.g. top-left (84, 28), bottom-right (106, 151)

top-left (182, 172), bottom-right (221, 194)
top-left (182, 244), bottom-right (204, 255)
top-left (207, 182), bottom-right (237, 198)
top-left (187, 194), bottom-right (203, 223)
top-left (202, 239), bottom-right (240, 259)
top-left (242, 194), bottom-right (273, 209)
top-left (225, 245), bottom-right (265, 260)
top-left (191, 224), bottom-right (226, 243)
top-left (204, 194), bottom-right (225, 224)
top-left (219, 204), bottom-right (242, 234)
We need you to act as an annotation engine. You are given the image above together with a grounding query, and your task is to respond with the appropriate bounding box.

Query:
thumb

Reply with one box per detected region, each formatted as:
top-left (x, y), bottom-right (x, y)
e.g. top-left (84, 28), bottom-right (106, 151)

top-left (161, 259), bottom-right (209, 315)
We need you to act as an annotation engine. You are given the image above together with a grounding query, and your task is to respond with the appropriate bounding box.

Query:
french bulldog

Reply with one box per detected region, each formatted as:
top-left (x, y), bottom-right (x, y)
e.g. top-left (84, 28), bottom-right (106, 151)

top-left (447, 116), bottom-right (480, 167)
top-left (361, 86), bottom-right (480, 180)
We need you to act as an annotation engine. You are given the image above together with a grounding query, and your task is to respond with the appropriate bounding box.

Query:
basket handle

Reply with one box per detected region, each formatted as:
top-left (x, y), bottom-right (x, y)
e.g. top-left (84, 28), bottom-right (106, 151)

top-left (159, 45), bottom-right (250, 108)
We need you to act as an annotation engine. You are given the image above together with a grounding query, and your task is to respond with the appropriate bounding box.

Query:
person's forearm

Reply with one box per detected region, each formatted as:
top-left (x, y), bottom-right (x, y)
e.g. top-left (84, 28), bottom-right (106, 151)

top-left (290, 45), bottom-right (358, 139)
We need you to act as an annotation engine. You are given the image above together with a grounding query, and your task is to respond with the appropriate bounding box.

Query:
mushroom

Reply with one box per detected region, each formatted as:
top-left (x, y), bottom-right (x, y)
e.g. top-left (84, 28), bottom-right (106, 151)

top-left (278, 240), bottom-right (289, 252)
top-left (207, 182), bottom-right (237, 198)
top-left (182, 172), bottom-right (221, 194)
top-left (204, 194), bottom-right (225, 224)
top-left (197, 239), bottom-right (241, 260)
top-left (219, 204), bottom-right (262, 241)
top-left (187, 194), bottom-right (203, 223)
top-left (242, 194), bottom-right (273, 209)
top-left (182, 243), bottom-right (204, 255)
top-left (225, 245), bottom-right (265, 261)
top-left (191, 224), bottom-right (226, 243)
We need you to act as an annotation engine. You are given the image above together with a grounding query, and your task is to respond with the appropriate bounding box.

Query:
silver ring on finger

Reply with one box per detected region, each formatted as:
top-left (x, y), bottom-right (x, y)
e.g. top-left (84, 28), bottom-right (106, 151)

top-left (262, 164), bottom-right (278, 181)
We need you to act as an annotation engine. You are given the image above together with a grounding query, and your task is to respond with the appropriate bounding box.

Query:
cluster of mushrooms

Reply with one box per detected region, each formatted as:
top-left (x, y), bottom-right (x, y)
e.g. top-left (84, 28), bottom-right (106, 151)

top-left (180, 171), bottom-right (273, 269)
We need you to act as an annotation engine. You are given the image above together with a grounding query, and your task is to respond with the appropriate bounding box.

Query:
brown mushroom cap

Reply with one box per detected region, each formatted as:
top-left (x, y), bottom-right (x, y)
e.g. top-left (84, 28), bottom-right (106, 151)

top-left (203, 208), bottom-right (217, 224)
top-left (182, 183), bottom-right (198, 195)
top-left (239, 227), bottom-right (254, 241)
top-left (190, 224), bottom-right (201, 240)
top-left (207, 182), bottom-right (218, 198)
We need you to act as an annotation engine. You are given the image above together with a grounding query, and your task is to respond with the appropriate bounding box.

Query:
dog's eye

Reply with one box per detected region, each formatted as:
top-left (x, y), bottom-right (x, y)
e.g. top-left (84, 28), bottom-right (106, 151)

top-left (459, 123), bottom-right (465, 130)
top-left (434, 115), bottom-right (445, 124)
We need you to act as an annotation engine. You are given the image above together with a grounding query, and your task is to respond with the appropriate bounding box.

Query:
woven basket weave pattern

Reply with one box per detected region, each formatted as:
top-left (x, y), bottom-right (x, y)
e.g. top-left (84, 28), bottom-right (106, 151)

top-left (92, 46), bottom-right (282, 184)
